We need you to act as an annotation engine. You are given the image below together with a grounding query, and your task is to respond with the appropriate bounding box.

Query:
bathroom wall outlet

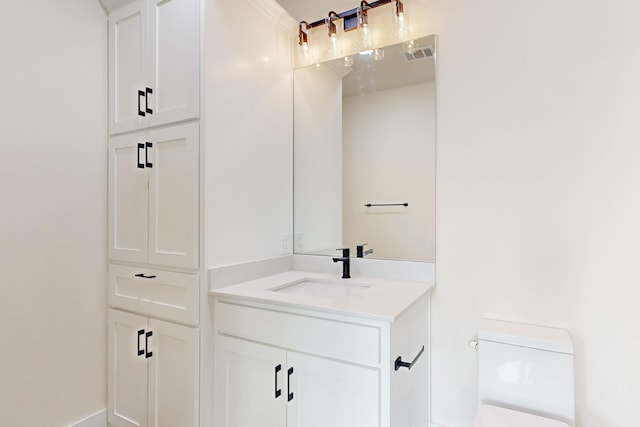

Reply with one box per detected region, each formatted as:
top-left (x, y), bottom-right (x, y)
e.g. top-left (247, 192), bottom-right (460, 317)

top-left (281, 233), bottom-right (291, 254)
top-left (294, 233), bottom-right (303, 252)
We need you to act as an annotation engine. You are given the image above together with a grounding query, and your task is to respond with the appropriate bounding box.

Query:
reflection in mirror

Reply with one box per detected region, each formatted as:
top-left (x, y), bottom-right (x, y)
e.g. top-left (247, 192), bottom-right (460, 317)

top-left (294, 35), bottom-right (436, 262)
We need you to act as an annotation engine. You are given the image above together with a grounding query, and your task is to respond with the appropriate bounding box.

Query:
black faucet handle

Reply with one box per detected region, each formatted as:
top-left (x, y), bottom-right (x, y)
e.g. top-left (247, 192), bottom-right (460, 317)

top-left (356, 243), bottom-right (368, 257)
top-left (336, 247), bottom-right (350, 258)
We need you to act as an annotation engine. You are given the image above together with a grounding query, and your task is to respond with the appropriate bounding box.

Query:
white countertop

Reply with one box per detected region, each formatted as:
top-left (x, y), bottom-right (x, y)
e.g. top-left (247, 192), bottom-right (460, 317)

top-left (210, 270), bottom-right (435, 321)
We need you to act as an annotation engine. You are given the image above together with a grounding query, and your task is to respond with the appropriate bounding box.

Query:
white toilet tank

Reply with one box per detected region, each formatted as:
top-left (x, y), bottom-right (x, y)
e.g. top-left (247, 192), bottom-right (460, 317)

top-left (478, 319), bottom-right (575, 426)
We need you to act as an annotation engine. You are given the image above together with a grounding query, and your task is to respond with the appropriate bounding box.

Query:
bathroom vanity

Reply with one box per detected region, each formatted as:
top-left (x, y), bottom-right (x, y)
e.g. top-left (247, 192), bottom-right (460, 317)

top-left (211, 271), bottom-right (433, 427)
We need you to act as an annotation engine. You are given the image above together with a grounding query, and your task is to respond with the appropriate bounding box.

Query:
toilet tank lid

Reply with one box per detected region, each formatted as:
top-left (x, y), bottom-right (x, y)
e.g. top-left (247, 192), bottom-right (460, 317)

top-left (478, 319), bottom-right (573, 354)
top-left (475, 404), bottom-right (571, 427)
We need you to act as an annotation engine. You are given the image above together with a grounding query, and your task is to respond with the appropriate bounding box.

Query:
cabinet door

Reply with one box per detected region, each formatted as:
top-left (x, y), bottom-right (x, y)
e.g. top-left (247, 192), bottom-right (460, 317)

top-left (109, 132), bottom-right (149, 264)
top-left (147, 319), bottom-right (199, 427)
top-left (147, 123), bottom-right (199, 269)
top-left (287, 352), bottom-right (381, 427)
top-left (148, 0), bottom-right (200, 127)
top-left (108, 310), bottom-right (149, 427)
top-left (109, 0), bottom-right (149, 135)
top-left (215, 336), bottom-right (287, 427)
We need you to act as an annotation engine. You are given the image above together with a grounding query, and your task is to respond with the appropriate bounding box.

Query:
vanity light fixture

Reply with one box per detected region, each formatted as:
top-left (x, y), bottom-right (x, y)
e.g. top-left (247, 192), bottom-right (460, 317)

top-left (298, 21), bottom-right (310, 57)
top-left (393, 0), bottom-right (410, 38)
top-left (297, 0), bottom-right (412, 58)
top-left (326, 11), bottom-right (342, 55)
top-left (357, 1), bottom-right (374, 49)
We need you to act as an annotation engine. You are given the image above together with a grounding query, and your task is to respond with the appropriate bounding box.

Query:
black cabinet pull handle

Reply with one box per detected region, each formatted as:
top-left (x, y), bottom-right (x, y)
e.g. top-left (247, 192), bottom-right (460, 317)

top-left (137, 143), bottom-right (145, 169)
top-left (365, 203), bottom-right (409, 207)
top-left (287, 367), bottom-right (294, 402)
top-left (145, 142), bottom-right (153, 168)
top-left (137, 329), bottom-right (145, 356)
top-left (135, 273), bottom-right (157, 279)
top-left (274, 364), bottom-right (282, 399)
top-left (145, 331), bottom-right (153, 358)
top-left (145, 87), bottom-right (153, 114)
top-left (394, 345), bottom-right (425, 371)
top-left (138, 90), bottom-right (146, 117)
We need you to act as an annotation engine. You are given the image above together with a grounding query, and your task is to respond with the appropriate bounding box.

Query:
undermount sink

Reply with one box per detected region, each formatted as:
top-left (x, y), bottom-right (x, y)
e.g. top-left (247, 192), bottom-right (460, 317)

top-left (269, 279), bottom-right (371, 299)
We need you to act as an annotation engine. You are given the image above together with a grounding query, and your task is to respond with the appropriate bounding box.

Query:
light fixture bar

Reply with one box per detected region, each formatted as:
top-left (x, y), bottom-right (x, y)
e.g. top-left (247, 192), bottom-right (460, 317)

top-left (305, 0), bottom-right (398, 32)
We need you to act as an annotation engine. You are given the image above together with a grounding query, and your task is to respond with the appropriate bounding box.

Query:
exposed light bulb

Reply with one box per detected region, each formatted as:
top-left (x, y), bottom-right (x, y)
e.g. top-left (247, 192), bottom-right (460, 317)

top-left (357, 5), bottom-right (373, 49)
top-left (328, 33), bottom-right (342, 55)
top-left (360, 25), bottom-right (372, 47)
top-left (394, 13), bottom-right (410, 38)
top-left (326, 12), bottom-right (342, 56)
top-left (298, 21), bottom-right (313, 59)
top-left (393, 1), bottom-right (410, 38)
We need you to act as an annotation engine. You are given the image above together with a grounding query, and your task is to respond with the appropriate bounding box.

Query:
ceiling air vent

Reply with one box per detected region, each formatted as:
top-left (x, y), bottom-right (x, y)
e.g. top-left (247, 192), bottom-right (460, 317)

top-left (401, 46), bottom-right (434, 62)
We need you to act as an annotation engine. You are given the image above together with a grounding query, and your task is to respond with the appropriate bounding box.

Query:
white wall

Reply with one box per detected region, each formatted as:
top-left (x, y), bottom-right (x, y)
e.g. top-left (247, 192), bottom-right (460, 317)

top-left (0, 0), bottom-right (107, 425)
top-left (426, 0), bottom-right (640, 426)
top-left (342, 81), bottom-right (436, 262)
top-left (293, 65), bottom-right (343, 254)
top-left (288, 0), bottom-right (640, 425)
top-left (204, 0), bottom-right (293, 267)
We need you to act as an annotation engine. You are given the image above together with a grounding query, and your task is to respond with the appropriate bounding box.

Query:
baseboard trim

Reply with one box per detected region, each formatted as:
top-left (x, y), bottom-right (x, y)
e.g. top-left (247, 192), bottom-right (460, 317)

top-left (69, 409), bottom-right (107, 427)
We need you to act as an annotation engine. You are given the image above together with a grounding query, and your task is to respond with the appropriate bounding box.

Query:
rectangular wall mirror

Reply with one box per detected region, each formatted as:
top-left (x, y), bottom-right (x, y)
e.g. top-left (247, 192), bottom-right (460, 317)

top-left (294, 34), bottom-right (436, 263)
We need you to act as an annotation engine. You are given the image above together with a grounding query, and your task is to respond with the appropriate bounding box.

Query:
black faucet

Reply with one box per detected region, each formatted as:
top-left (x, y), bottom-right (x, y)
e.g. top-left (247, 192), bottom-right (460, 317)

top-left (356, 243), bottom-right (374, 258)
top-left (332, 248), bottom-right (351, 279)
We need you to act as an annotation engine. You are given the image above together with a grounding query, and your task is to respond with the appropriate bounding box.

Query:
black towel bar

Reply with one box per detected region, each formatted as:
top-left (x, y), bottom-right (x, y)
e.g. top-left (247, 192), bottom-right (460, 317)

top-left (394, 345), bottom-right (425, 371)
top-left (365, 203), bottom-right (408, 207)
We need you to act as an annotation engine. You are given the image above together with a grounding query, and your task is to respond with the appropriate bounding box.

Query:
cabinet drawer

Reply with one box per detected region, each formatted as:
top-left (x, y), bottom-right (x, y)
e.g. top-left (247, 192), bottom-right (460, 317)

top-left (216, 301), bottom-right (381, 366)
top-left (110, 265), bottom-right (199, 325)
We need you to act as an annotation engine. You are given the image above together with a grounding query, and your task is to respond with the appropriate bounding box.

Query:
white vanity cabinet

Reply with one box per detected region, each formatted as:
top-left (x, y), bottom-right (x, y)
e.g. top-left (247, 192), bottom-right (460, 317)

top-left (216, 335), bottom-right (380, 427)
top-left (108, 309), bottom-right (200, 427)
top-left (108, 122), bottom-right (199, 269)
top-left (108, 0), bottom-right (200, 135)
top-left (213, 291), bottom-right (430, 427)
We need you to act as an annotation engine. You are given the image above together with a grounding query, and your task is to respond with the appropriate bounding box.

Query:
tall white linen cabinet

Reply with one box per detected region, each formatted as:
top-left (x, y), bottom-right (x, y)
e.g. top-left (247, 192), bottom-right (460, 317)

top-left (105, 0), bottom-right (294, 426)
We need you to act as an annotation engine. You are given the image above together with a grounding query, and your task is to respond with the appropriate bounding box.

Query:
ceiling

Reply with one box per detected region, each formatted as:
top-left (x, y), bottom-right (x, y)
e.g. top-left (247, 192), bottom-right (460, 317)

top-left (98, 0), bottom-right (130, 13)
top-left (274, 0), bottom-right (357, 22)
top-left (99, 0), bottom-right (362, 22)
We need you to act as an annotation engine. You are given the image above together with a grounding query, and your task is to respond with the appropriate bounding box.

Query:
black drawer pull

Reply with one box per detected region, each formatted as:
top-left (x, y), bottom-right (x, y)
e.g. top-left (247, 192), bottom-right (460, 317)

top-left (137, 329), bottom-right (145, 356)
top-left (138, 90), bottom-right (145, 117)
top-left (274, 364), bottom-right (282, 399)
top-left (145, 331), bottom-right (153, 358)
top-left (395, 345), bottom-right (425, 371)
top-left (287, 367), bottom-right (294, 402)
top-left (135, 273), bottom-right (156, 279)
